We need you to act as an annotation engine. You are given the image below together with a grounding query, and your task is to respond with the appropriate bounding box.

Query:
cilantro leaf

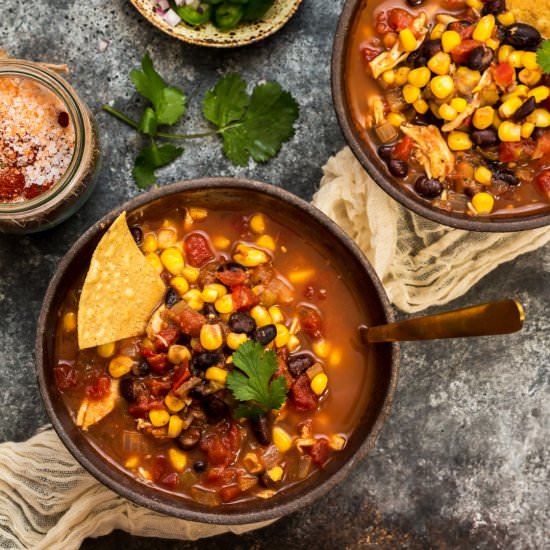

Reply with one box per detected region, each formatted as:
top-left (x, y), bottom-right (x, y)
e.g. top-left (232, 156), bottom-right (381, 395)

top-left (132, 142), bottom-right (183, 188)
top-left (218, 81), bottom-right (299, 166)
top-left (202, 73), bottom-right (249, 128)
top-left (227, 340), bottom-right (288, 419)
top-left (130, 53), bottom-right (186, 126)
top-left (536, 39), bottom-right (550, 74)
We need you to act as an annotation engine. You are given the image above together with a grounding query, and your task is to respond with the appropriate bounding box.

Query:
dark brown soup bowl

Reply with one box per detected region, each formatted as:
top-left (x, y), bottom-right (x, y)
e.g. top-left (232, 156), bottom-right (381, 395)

top-left (332, 0), bottom-right (550, 232)
top-left (36, 178), bottom-right (399, 524)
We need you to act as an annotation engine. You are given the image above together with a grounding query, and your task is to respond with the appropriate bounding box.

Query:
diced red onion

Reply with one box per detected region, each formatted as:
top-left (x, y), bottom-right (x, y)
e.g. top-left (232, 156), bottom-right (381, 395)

top-left (164, 8), bottom-right (182, 26)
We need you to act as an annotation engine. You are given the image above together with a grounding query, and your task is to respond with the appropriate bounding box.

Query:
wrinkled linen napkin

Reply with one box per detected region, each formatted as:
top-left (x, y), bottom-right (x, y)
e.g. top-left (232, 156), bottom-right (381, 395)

top-left (1, 147), bottom-right (549, 550)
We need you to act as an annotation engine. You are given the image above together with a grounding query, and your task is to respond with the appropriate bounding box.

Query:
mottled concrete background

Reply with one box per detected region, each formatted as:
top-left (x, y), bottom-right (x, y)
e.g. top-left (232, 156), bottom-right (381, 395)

top-left (1, 1), bottom-right (548, 548)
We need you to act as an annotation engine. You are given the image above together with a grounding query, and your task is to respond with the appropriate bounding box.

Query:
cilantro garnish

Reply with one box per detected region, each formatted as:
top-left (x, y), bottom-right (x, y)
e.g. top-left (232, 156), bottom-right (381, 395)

top-left (536, 39), bottom-right (550, 74)
top-left (226, 340), bottom-right (288, 420)
top-left (102, 54), bottom-right (299, 188)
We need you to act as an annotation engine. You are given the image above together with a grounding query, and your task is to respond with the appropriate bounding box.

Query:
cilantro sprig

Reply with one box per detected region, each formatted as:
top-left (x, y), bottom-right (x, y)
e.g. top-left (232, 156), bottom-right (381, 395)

top-left (226, 340), bottom-right (288, 420)
top-left (102, 54), bottom-right (299, 188)
top-left (536, 39), bottom-right (550, 74)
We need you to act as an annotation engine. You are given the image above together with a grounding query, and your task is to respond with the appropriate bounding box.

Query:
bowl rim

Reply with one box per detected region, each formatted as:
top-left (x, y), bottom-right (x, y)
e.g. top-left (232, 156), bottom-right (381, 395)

top-left (331, 0), bottom-right (550, 232)
top-left (36, 177), bottom-right (400, 524)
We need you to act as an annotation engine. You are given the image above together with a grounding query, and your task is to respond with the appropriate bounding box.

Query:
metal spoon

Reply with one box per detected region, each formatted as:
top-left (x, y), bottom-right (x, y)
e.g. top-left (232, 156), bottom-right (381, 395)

top-left (360, 299), bottom-right (524, 343)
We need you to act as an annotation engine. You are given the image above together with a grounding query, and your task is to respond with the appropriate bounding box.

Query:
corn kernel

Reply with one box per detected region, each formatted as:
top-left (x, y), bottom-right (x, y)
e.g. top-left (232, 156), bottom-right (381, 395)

top-left (395, 67), bottom-right (410, 86)
top-left (250, 305), bottom-right (272, 327)
top-left (499, 97), bottom-right (523, 118)
top-left (430, 75), bottom-right (454, 99)
top-left (521, 121), bottom-right (535, 138)
top-left (381, 70), bottom-right (396, 85)
top-left (125, 456), bottom-right (139, 469)
top-left (267, 465), bottom-right (284, 482)
top-left (439, 103), bottom-right (458, 121)
top-left (167, 344), bottom-right (191, 364)
top-left (214, 294), bottom-right (235, 314)
top-left (160, 247), bottom-right (185, 276)
top-left (63, 311), bottom-right (76, 332)
top-left (450, 97), bottom-right (468, 113)
top-left (329, 434), bottom-right (347, 451)
top-left (275, 323), bottom-right (290, 347)
top-left (402, 84), bottom-right (421, 104)
top-left (268, 306), bottom-right (284, 324)
top-left (498, 45), bottom-right (514, 64)
top-left (447, 131), bottom-right (473, 151)
top-left (145, 253), bottom-right (163, 274)
top-left (288, 268), bottom-right (316, 284)
top-left (188, 207), bottom-right (208, 222)
top-left (272, 426), bottom-right (293, 453)
top-left (170, 276), bottom-right (189, 296)
top-left (312, 338), bottom-right (331, 359)
top-left (167, 415), bottom-right (184, 438)
top-left (212, 235), bottom-right (231, 250)
top-left (442, 30), bottom-right (461, 53)
top-left (149, 408), bottom-right (170, 427)
top-left (250, 213), bottom-right (266, 234)
top-left (328, 348), bottom-right (342, 367)
top-left (287, 334), bottom-right (301, 352)
top-left (142, 233), bottom-right (158, 253)
top-left (527, 108), bottom-right (550, 127)
top-left (200, 324), bottom-right (223, 351)
top-left (256, 234), bottom-right (276, 251)
top-left (205, 366), bottom-right (228, 384)
top-left (407, 67), bottom-right (431, 88)
top-left (518, 68), bottom-right (542, 87)
top-left (387, 112), bottom-right (406, 127)
top-left (108, 355), bottom-right (133, 378)
top-left (466, 0), bottom-right (483, 8)
top-left (430, 22), bottom-right (445, 40)
top-left (165, 392), bottom-right (186, 413)
top-left (497, 11), bottom-right (515, 26)
top-left (97, 341), bottom-right (116, 358)
top-left (486, 38), bottom-right (500, 50)
top-left (471, 192), bottom-right (495, 214)
top-left (399, 28), bottom-right (417, 52)
top-left (528, 86), bottom-right (550, 103)
top-left (157, 228), bottom-right (177, 249)
top-left (474, 166), bottom-right (493, 185)
top-left (498, 120), bottom-right (522, 141)
top-left (413, 99), bottom-right (429, 114)
top-left (310, 373), bottom-right (328, 396)
top-left (428, 52), bottom-right (451, 75)
top-left (472, 15), bottom-right (495, 42)
top-left (234, 244), bottom-right (269, 267)
top-left (226, 332), bottom-right (248, 350)
top-left (167, 447), bottom-right (187, 472)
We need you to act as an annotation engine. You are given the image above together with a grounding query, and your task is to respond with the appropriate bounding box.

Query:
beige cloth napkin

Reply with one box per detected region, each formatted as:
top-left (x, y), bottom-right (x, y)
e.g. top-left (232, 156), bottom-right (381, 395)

top-left (312, 147), bottom-right (550, 313)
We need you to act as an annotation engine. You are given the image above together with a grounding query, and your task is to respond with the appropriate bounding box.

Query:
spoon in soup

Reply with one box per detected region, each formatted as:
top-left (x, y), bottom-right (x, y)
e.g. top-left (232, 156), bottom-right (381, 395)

top-left (360, 299), bottom-right (524, 343)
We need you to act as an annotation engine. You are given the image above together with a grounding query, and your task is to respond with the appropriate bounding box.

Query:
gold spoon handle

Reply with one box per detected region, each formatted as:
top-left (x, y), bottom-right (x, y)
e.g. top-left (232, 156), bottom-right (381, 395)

top-left (361, 299), bottom-right (525, 343)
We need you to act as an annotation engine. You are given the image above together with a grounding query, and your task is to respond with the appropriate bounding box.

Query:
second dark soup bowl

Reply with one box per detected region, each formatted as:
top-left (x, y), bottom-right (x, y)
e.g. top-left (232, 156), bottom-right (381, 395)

top-left (36, 178), bottom-right (399, 523)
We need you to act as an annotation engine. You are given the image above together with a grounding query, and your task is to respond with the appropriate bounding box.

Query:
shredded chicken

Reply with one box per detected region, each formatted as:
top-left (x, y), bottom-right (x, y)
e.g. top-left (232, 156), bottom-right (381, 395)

top-left (76, 379), bottom-right (120, 430)
top-left (401, 124), bottom-right (455, 180)
top-left (369, 13), bottom-right (428, 78)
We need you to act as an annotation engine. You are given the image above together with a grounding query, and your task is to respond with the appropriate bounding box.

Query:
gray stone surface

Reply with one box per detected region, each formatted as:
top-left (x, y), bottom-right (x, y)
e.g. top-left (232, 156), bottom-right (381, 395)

top-left (1, 0), bottom-right (549, 548)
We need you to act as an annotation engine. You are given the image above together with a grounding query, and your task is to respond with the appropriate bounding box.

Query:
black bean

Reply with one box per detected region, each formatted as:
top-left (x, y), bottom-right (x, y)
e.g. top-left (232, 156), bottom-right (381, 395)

top-left (164, 288), bottom-right (180, 308)
top-left (177, 427), bottom-right (202, 450)
top-left (388, 159), bottom-right (408, 178)
top-left (377, 144), bottom-right (394, 162)
top-left (253, 324), bottom-right (277, 345)
top-left (287, 352), bottom-right (315, 378)
top-left (129, 225), bottom-right (143, 246)
top-left (414, 177), bottom-right (443, 198)
top-left (132, 361), bottom-right (150, 377)
top-left (471, 127), bottom-right (499, 147)
top-left (217, 262), bottom-right (246, 272)
top-left (251, 416), bottom-right (271, 446)
top-left (120, 378), bottom-right (140, 403)
top-left (203, 396), bottom-right (228, 423)
top-left (505, 23), bottom-right (541, 51)
top-left (193, 460), bottom-right (206, 473)
top-left (467, 46), bottom-right (494, 72)
top-left (406, 0), bottom-right (423, 5)
top-left (481, 0), bottom-right (505, 15)
top-left (192, 352), bottom-right (222, 370)
top-left (228, 312), bottom-right (256, 334)
top-left (514, 97), bottom-right (536, 121)
top-left (421, 39), bottom-right (442, 60)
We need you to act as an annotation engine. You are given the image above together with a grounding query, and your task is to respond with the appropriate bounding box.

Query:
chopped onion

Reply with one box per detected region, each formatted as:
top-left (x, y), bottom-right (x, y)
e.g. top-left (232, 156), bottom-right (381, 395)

top-left (164, 8), bottom-right (182, 26)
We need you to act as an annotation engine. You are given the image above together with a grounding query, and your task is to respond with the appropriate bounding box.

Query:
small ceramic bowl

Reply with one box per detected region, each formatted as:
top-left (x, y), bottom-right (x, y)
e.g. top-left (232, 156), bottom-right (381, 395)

top-left (331, 0), bottom-right (550, 232)
top-left (130, 0), bottom-right (303, 48)
top-left (36, 178), bottom-right (399, 523)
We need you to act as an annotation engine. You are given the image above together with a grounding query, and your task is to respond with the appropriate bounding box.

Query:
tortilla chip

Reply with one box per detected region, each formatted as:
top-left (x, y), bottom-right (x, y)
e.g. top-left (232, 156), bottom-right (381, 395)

top-left (77, 211), bottom-right (166, 349)
top-left (506, 0), bottom-right (550, 38)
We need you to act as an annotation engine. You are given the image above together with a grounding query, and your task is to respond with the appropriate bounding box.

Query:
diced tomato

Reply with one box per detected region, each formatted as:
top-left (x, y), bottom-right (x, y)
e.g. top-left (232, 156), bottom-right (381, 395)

top-left (146, 353), bottom-right (170, 374)
top-left (220, 485), bottom-right (241, 502)
top-left (361, 45), bottom-right (384, 63)
top-left (54, 364), bottom-right (78, 390)
top-left (450, 39), bottom-right (482, 64)
top-left (533, 131), bottom-right (550, 160)
top-left (153, 327), bottom-right (180, 351)
top-left (297, 306), bottom-right (323, 338)
top-left (289, 374), bottom-right (318, 412)
top-left (387, 8), bottom-right (414, 31)
top-left (85, 374), bottom-right (111, 399)
top-left (146, 377), bottom-right (172, 396)
top-left (309, 438), bottom-right (330, 467)
top-left (232, 284), bottom-right (259, 311)
top-left (493, 62), bottom-right (515, 89)
top-left (184, 233), bottom-right (214, 267)
top-left (535, 169), bottom-right (550, 196)
top-left (392, 136), bottom-right (414, 162)
top-left (159, 472), bottom-right (179, 488)
top-left (216, 269), bottom-right (247, 287)
top-left (172, 360), bottom-right (190, 391)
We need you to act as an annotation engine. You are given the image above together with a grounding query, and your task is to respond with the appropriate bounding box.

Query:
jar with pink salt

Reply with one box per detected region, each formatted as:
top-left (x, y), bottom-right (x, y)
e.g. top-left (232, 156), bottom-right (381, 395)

top-left (0, 59), bottom-right (99, 233)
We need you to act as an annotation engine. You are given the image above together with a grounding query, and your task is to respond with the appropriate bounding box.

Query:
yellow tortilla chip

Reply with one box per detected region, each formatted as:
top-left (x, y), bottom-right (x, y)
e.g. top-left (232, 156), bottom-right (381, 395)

top-left (78, 211), bottom-right (166, 349)
top-left (506, 0), bottom-right (550, 38)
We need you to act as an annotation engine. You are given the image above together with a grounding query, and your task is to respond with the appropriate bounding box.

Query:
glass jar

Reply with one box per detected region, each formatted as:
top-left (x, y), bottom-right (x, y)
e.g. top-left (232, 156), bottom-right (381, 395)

top-left (0, 59), bottom-right (100, 234)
